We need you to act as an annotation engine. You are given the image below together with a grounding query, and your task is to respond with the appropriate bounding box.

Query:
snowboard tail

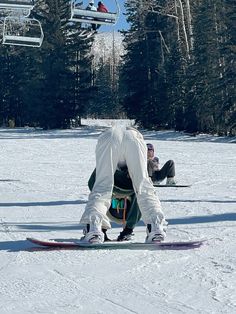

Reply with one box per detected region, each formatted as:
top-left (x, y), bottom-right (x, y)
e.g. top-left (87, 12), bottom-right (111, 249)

top-left (27, 237), bottom-right (206, 250)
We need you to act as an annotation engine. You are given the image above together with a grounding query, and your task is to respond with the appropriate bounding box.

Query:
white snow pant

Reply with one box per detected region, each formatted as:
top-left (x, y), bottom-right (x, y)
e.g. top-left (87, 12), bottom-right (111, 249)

top-left (80, 126), bottom-right (165, 229)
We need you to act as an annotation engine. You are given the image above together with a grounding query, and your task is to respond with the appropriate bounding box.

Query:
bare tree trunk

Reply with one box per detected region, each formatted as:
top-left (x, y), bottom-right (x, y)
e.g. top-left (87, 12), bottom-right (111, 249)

top-left (185, 0), bottom-right (193, 50)
top-left (111, 30), bottom-right (117, 92)
top-left (174, 0), bottom-right (181, 42)
top-left (176, 0), bottom-right (190, 59)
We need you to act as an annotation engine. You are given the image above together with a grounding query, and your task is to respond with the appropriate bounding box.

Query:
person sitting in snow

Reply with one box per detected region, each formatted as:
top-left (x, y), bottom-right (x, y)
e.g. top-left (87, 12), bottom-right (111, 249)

top-left (80, 126), bottom-right (167, 244)
top-left (147, 143), bottom-right (176, 185)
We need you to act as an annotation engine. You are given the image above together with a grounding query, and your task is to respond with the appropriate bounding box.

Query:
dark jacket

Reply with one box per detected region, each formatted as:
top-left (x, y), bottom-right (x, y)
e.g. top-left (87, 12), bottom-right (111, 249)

top-left (88, 168), bottom-right (141, 228)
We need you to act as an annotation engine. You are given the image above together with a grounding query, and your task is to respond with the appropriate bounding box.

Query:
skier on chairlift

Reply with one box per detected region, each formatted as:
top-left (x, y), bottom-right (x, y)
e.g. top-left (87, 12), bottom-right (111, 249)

top-left (97, 1), bottom-right (108, 13)
top-left (86, 0), bottom-right (97, 30)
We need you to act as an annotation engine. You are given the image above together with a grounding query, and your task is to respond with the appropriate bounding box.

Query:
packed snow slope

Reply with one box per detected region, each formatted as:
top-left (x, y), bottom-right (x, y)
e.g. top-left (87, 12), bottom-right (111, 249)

top-left (0, 119), bottom-right (235, 314)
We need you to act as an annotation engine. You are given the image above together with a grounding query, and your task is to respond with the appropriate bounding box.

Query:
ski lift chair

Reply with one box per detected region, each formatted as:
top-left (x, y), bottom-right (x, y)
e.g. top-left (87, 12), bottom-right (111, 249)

top-left (2, 16), bottom-right (44, 47)
top-left (70, 0), bottom-right (120, 26)
top-left (0, 0), bottom-right (34, 11)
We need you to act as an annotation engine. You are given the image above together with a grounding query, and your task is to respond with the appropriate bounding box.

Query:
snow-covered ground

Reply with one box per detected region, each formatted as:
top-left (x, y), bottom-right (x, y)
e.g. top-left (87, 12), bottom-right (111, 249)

top-left (0, 119), bottom-right (235, 314)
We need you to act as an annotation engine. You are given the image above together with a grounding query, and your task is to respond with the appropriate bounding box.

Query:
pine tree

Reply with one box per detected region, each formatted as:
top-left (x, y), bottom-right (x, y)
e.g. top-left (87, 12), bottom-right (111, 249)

top-left (32, 0), bottom-right (76, 129)
top-left (0, 0), bottom-right (95, 129)
top-left (121, 1), bottom-right (163, 128)
top-left (86, 32), bottom-right (124, 119)
top-left (219, 0), bottom-right (236, 135)
top-left (0, 45), bottom-right (30, 127)
top-left (183, 0), bottom-right (235, 135)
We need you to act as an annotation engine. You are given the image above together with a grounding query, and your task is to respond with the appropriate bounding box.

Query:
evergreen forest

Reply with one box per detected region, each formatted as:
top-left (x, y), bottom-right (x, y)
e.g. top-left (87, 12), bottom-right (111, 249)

top-left (0, 0), bottom-right (235, 136)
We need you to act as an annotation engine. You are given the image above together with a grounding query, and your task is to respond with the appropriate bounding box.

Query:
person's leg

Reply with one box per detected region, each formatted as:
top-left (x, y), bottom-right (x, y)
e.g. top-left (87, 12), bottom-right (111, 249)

top-left (80, 126), bottom-right (124, 233)
top-left (154, 160), bottom-right (175, 181)
top-left (125, 196), bottom-right (142, 229)
top-left (166, 160), bottom-right (176, 184)
top-left (88, 169), bottom-right (96, 191)
top-left (117, 196), bottom-right (141, 241)
top-left (122, 128), bottom-right (166, 241)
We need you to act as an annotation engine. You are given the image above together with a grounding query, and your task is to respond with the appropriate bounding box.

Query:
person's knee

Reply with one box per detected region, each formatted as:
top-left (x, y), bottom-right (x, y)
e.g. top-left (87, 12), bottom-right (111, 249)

top-left (168, 160), bottom-right (175, 166)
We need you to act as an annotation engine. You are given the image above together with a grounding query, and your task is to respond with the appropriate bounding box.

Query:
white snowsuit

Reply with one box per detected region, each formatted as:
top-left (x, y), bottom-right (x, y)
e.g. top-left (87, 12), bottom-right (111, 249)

top-left (80, 126), bottom-right (165, 229)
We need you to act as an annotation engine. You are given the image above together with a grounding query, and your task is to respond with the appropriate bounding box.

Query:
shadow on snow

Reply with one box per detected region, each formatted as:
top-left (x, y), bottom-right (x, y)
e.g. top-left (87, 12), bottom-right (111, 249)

top-left (162, 199), bottom-right (236, 204)
top-left (0, 198), bottom-right (235, 208)
top-left (0, 212), bottom-right (235, 234)
top-left (0, 199), bottom-right (87, 207)
top-left (0, 126), bottom-right (108, 140)
top-left (167, 212), bottom-right (236, 225)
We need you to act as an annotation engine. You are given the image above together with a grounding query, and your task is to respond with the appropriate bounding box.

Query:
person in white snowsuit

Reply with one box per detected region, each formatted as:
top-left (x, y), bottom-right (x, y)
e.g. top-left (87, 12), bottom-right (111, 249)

top-left (80, 125), bottom-right (167, 243)
top-left (86, 1), bottom-right (97, 30)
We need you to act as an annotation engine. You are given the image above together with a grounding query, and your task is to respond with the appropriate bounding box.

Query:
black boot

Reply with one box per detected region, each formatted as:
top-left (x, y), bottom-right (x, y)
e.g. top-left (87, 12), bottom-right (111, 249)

top-left (102, 229), bottom-right (111, 242)
top-left (117, 227), bottom-right (134, 241)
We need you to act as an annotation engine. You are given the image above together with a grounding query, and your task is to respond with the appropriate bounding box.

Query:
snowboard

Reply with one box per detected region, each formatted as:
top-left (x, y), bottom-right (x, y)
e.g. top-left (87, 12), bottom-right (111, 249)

top-left (153, 184), bottom-right (191, 188)
top-left (27, 237), bottom-right (205, 250)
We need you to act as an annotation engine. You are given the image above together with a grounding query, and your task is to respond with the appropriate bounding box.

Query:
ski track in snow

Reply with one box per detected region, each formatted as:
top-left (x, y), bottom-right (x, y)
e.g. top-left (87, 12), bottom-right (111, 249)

top-left (0, 119), bottom-right (235, 314)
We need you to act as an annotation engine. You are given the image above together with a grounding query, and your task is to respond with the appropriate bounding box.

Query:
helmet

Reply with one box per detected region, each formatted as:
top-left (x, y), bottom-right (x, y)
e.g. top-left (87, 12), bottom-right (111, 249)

top-left (147, 143), bottom-right (154, 151)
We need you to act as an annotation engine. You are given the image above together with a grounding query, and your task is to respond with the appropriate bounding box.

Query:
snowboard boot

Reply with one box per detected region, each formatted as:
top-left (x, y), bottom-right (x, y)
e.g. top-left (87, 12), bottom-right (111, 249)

top-left (117, 227), bottom-right (134, 242)
top-left (81, 215), bottom-right (104, 244)
top-left (145, 220), bottom-right (166, 243)
top-left (153, 180), bottom-right (162, 185)
top-left (166, 177), bottom-right (176, 185)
